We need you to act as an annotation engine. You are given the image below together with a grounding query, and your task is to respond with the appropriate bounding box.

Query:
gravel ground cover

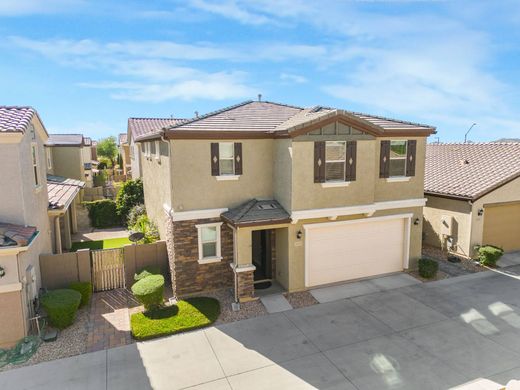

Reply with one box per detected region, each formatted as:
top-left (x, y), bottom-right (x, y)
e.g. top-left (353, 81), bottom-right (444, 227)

top-left (283, 291), bottom-right (318, 309)
top-left (422, 245), bottom-right (485, 273)
top-left (204, 289), bottom-right (268, 325)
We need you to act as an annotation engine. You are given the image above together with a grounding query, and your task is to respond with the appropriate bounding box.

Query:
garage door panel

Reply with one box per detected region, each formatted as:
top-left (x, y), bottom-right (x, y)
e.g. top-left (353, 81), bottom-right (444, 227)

top-left (483, 203), bottom-right (520, 252)
top-left (306, 218), bottom-right (406, 287)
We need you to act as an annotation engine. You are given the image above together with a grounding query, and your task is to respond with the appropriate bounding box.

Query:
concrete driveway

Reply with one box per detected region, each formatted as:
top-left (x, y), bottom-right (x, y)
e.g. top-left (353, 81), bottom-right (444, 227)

top-left (3, 267), bottom-right (520, 390)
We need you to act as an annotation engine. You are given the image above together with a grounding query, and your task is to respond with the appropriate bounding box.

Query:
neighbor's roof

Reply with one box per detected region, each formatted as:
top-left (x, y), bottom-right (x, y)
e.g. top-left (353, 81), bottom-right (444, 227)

top-left (0, 222), bottom-right (37, 248)
top-left (118, 133), bottom-right (127, 145)
top-left (425, 143), bottom-right (520, 200)
top-left (47, 134), bottom-right (84, 146)
top-left (47, 175), bottom-right (85, 210)
top-left (136, 100), bottom-right (435, 141)
top-left (84, 137), bottom-right (92, 146)
top-left (221, 199), bottom-right (291, 227)
top-left (0, 106), bottom-right (36, 133)
top-left (128, 117), bottom-right (187, 141)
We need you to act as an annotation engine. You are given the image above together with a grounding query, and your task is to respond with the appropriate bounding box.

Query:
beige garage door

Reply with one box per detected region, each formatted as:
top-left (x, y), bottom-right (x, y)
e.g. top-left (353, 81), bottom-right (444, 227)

top-left (305, 217), bottom-right (408, 287)
top-left (483, 202), bottom-right (520, 252)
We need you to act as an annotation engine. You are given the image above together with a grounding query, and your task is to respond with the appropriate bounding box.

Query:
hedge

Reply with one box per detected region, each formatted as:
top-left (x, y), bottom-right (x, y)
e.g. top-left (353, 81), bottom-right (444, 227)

top-left (84, 199), bottom-right (121, 228)
top-left (478, 245), bottom-right (504, 267)
top-left (131, 275), bottom-right (164, 311)
top-left (134, 266), bottom-right (162, 282)
top-left (418, 258), bottom-right (438, 279)
top-left (116, 179), bottom-right (144, 225)
top-left (41, 289), bottom-right (82, 329)
top-left (69, 281), bottom-right (93, 307)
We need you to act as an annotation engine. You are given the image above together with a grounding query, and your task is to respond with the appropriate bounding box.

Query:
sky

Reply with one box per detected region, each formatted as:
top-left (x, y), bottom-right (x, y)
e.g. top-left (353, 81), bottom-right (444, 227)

top-left (0, 0), bottom-right (519, 142)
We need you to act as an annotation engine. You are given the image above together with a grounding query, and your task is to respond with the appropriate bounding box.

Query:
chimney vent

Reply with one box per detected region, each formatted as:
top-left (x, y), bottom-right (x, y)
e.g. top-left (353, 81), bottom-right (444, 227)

top-left (195, 111), bottom-right (199, 118)
top-left (258, 94), bottom-right (262, 102)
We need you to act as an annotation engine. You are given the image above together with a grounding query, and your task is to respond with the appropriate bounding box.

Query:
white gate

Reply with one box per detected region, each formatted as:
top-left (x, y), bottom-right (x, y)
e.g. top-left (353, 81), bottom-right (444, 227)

top-left (91, 248), bottom-right (125, 291)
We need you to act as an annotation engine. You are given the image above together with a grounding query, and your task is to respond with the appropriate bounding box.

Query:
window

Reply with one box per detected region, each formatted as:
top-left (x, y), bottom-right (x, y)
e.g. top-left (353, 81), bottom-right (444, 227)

top-left (196, 223), bottom-right (222, 263)
top-left (31, 143), bottom-right (40, 186)
top-left (46, 148), bottom-right (52, 170)
top-left (325, 141), bottom-right (346, 181)
top-left (149, 141), bottom-right (156, 157)
top-left (389, 140), bottom-right (407, 177)
top-left (155, 141), bottom-right (160, 159)
top-left (219, 143), bottom-right (234, 175)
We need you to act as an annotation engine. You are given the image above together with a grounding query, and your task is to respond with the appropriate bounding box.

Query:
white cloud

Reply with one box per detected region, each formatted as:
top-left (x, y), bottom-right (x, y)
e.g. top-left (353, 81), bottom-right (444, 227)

top-left (280, 73), bottom-right (307, 84)
top-left (188, 0), bottom-right (273, 25)
top-left (0, 0), bottom-right (86, 16)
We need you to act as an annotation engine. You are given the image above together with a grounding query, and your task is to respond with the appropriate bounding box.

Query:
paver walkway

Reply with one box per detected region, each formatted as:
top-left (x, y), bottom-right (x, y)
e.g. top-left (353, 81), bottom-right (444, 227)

top-left (4, 265), bottom-right (520, 389)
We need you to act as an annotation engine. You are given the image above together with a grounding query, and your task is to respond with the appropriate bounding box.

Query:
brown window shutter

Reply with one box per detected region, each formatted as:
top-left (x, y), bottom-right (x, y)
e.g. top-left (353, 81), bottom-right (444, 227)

top-left (379, 140), bottom-right (390, 178)
top-left (210, 143), bottom-right (219, 176)
top-left (314, 141), bottom-right (325, 183)
top-left (406, 140), bottom-right (417, 177)
top-left (234, 142), bottom-right (243, 175)
top-left (345, 141), bottom-right (357, 181)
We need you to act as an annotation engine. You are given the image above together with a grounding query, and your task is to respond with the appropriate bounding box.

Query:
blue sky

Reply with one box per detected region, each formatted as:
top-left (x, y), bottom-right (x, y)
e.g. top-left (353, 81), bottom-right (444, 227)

top-left (0, 0), bottom-right (519, 142)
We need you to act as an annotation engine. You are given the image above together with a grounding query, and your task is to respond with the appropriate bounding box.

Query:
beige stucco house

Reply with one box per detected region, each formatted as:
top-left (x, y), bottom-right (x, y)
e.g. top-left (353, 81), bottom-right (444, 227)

top-left (0, 106), bottom-right (53, 347)
top-left (423, 143), bottom-right (520, 257)
top-left (118, 133), bottom-right (131, 177)
top-left (136, 100), bottom-right (435, 302)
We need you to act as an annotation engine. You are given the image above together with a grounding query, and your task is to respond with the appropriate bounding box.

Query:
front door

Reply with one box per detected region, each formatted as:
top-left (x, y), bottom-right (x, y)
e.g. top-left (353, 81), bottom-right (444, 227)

top-left (252, 230), bottom-right (272, 281)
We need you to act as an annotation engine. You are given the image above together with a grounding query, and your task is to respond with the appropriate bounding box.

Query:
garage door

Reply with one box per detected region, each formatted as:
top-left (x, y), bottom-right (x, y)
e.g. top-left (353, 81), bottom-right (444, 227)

top-left (305, 217), bottom-right (408, 287)
top-left (483, 202), bottom-right (520, 252)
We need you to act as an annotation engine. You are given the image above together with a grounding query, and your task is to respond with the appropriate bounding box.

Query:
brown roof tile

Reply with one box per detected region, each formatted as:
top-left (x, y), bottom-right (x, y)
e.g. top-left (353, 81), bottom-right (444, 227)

top-left (0, 222), bottom-right (37, 247)
top-left (118, 133), bottom-right (128, 145)
top-left (221, 199), bottom-right (290, 227)
top-left (0, 106), bottom-right (36, 133)
top-left (47, 175), bottom-right (85, 209)
top-left (128, 117), bottom-right (187, 141)
top-left (47, 134), bottom-right (84, 146)
top-left (425, 143), bottom-right (520, 200)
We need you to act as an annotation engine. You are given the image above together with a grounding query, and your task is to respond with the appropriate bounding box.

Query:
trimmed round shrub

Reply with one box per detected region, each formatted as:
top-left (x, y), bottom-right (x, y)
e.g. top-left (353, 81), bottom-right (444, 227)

top-left (69, 281), bottom-right (93, 307)
top-left (134, 266), bottom-right (161, 282)
top-left (41, 289), bottom-right (82, 329)
top-left (131, 275), bottom-right (164, 311)
top-left (418, 258), bottom-right (439, 279)
top-left (478, 245), bottom-right (504, 267)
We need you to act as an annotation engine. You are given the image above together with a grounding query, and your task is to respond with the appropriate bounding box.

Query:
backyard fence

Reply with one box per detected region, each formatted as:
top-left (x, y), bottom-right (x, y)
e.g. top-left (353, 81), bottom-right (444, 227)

top-left (91, 248), bottom-right (125, 291)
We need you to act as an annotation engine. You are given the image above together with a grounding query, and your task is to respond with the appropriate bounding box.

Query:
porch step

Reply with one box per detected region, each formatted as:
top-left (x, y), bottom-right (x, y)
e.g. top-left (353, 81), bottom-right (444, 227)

top-left (260, 294), bottom-right (293, 313)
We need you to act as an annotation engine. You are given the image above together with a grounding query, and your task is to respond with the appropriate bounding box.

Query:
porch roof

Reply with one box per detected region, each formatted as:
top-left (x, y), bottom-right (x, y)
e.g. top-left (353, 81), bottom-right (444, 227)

top-left (221, 199), bottom-right (291, 227)
top-left (47, 175), bottom-right (85, 210)
top-left (0, 222), bottom-right (37, 248)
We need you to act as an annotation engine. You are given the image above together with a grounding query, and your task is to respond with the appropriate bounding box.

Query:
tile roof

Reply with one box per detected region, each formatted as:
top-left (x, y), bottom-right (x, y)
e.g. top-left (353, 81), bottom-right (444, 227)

top-left (0, 222), bottom-right (37, 248)
top-left (118, 133), bottom-right (127, 145)
top-left (0, 106), bottom-right (36, 133)
top-left (128, 117), bottom-right (187, 140)
top-left (425, 143), bottom-right (520, 200)
top-left (47, 175), bottom-right (85, 210)
top-left (221, 199), bottom-right (291, 227)
top-left (47, 134), bottom-right (84, 146)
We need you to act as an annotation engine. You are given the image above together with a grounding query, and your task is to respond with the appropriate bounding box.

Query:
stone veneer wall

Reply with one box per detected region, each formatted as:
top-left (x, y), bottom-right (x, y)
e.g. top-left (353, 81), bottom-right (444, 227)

top-left (166, 216), bottom-right (234, 297)
top-left (237, 270), bottom-right (254, 301)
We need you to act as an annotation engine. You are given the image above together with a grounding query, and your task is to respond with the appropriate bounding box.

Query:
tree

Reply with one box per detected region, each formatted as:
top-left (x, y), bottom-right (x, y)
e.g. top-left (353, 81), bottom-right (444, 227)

top-left (116, 178), bottom-right (144, 224)
top-left (96, 136), bottom-right (118, 168)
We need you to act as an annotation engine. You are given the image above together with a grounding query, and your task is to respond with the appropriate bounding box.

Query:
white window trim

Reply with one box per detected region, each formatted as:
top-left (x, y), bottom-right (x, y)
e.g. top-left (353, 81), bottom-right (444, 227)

top-left (219, 142), bottom-right (235, 176)
top-left (196, 222), bottom-right (223, 264)
top-left (155, 140), bottom-right (160, 160)
top-left (31, 142), bottom-right (40, 188)
top-left (321, 181), bottom-right (350, 188)
top-left (386, 176), bottom-right (411, 183)
top-left (325, 141), bottom-right (347, 183)
top-left (215, 175), bottom-right (240, 181)
top-left (389, 140), bottom-right (408, 178)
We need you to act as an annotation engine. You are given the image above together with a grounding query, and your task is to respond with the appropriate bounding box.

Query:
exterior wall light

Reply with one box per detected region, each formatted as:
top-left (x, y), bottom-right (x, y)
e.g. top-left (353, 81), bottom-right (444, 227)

top-left (413, 218), bottom-right (420, 226)
top-left (296, 230), bottom-right (303, 239)
top-left (0, 266), bottom-right (5, 278)
top-left (478, 209), bottom-right (484, 216)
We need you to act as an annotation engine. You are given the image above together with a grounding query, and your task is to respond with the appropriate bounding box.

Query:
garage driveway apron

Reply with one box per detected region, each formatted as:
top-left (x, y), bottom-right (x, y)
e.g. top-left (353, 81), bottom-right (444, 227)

top-left (3, 267), bottom-right (520, 389)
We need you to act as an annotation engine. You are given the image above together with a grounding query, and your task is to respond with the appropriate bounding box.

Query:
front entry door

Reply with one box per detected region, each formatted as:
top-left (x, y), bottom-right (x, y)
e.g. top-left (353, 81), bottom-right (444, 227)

top-left (252, 230), bottom-right (272, 281)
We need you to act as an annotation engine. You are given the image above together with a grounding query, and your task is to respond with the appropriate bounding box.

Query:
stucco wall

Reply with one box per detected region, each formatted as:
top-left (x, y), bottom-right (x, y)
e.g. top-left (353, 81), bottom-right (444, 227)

top-left (0, 290), bottom-right (24, 348)
top-left (423, 195), bottom-right (472, 256)
top-left (51, 146), bottom-right (84, 181)
top-left (273, 138), bottom-right (292, 212)
top-left (130, 141), bottom-right (142, 178)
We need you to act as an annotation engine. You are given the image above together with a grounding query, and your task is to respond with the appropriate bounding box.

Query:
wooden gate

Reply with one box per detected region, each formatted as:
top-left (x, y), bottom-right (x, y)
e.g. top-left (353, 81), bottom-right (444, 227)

top-left (91, 248), bottom-right (125, 291)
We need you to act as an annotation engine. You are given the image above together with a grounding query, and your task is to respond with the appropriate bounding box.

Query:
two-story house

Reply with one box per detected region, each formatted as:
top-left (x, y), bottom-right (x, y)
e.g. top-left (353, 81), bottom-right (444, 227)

top-left (0, 106), bottom-right (53, 347)
top-left (136, 101), bottom-right (435, 302)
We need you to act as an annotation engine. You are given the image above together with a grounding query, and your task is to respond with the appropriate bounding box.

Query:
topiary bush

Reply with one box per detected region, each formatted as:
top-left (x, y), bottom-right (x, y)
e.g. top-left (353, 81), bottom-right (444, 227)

top-left (116, 179), bottom-right (144, 225)
top-left (84, 199), bottom-right (121, 228)
top-left (478, 245), bottom-right (504, 267)
top-left (134, 266), bottom-right (162, 282)
top-left (69, 281), bottom-right (93, 307)
top-left (41, 289), bottom-right (82, 329)
top-left (131, 274), bottom-right (165, 311)
top-left (418, 258), bottom-right (439, 279)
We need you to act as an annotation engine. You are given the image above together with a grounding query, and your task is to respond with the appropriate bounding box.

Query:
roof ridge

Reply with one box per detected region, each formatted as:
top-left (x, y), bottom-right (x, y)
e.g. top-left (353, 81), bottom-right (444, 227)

top-left (428, 142), bottom-right (520, 145)
top-left (343, 109), bottom-right (435, 129)
top-left (0, 105), bottom-right (35, 110)
top-left (128, 117), bottom-right (187, 121)
top-left (234, 199), bottom-right (258, 221)
top-left (49, 133), bottom-right (84, 136)
top-left (259, 100), bottom-right (304, 110)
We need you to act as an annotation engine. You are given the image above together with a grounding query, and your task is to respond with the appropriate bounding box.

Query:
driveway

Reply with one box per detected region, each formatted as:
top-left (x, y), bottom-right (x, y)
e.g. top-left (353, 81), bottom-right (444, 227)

top-left (3, 267), bottom-right (520, 389)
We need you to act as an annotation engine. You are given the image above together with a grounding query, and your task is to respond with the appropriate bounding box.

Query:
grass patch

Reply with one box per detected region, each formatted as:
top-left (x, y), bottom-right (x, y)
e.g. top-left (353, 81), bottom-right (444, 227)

top-left (71, 237), bottom-right (131, 251)
top-left (130, 297), bottom-right (220, 340)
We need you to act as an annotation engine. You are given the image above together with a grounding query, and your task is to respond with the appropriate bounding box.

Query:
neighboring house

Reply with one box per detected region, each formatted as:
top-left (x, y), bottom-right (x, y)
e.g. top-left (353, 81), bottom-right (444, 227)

top-left (424, 143), bottom-right (520, 257)
top-left (46, 134), bottom-right (93, 187)
top-left (127, 117), bottom-right (186, 179)
top-left (136, 100), bottom-right (435, 302)
top-left (118, 133), bottom-right (130, 176)
top-left (0, 106), bottom-right (53, 347)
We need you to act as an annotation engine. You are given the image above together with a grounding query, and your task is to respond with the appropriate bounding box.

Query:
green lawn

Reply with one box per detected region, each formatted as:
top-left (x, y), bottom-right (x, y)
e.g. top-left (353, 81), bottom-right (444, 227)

top-left (130, 297), bottom-right (220, 340)
top-left (70, 237), bottom-right (131, 251)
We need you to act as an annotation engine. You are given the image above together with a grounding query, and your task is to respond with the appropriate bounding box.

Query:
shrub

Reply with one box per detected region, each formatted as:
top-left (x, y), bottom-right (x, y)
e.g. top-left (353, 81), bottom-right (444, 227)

top-left (41, 289), bottom-right (82, 329)
top-left (93, 170), bottom-right (107, 187)
top-left (131, 274), bottom-right (164, 310)
top-left (131, 215), bottom-right (159, 244)
top-left (478, 245), bottom-right (504, 267)
top-left (69, 281), bottom-right (93, 307)
top-left (116, 179), bottom-right (144, 225)
top-left (418, 258), bottom-right (439, 279)
top-left (134, 266), bottom-right (162, 282)
top-left (84, 199), bottom-right (121, 228)
top-left (127, 204), bottom-right (147, 227)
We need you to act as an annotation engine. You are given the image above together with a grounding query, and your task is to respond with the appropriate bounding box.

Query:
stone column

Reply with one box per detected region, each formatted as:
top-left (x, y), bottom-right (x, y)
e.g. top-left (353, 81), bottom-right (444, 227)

top-left (235, 267), bottom-right (255, 302)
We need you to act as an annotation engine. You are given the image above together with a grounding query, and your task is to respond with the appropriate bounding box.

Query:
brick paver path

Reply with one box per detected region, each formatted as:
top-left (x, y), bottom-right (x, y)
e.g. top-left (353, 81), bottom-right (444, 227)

top-left (86, 289), bottom-right (141, 352)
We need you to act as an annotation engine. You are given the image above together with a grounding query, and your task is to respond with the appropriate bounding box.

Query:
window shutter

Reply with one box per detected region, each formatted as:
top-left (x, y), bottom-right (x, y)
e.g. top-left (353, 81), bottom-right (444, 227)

top-left (314, 141), bottom-right (326, 183)
top-left (406, 140), bottom-right (417, 177)
top-left (210, 143), bottom-right (219, 176)
top-left (234, 142), bottom-right (243, 175)
top-left (379, 140), bottom-right (390, 178)
top-left (345, 141), bottom-right (357, 181)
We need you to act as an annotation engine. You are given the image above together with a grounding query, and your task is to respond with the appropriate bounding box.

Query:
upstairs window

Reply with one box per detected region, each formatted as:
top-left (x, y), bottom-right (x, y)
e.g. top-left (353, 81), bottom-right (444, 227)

top-left (219, 143), bottom-right (234, 175)
top-left (389, 140), bottom-right (407, 177)
top-left (210, 142), bottom-right (243, 177)
top-left (325, 141), bottom-right (346, 182)
top-left (31, 143), bottom-right (40, 186)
